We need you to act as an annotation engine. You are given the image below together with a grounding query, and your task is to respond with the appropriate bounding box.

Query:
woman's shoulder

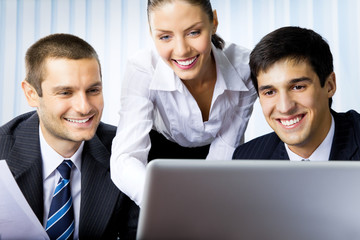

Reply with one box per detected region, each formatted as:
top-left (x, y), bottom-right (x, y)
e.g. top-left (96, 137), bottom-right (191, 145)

top-left (221, 42), bottom-right (250, 65)
top-left (127, 47), bottom-right (161, 73)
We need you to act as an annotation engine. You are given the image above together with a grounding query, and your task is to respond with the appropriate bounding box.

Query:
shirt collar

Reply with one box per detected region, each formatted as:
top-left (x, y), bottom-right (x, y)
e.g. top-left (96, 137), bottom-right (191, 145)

top-left (149, 43), bottom-right (249, 93)
top-left (285, 114), bottom-right (335, 161)
top-left (150, 53), bottom-right (178, 91)
top-left (212, 43), bottom-right (249, 92)
top-left (40, 126), bottom-right (84, 181)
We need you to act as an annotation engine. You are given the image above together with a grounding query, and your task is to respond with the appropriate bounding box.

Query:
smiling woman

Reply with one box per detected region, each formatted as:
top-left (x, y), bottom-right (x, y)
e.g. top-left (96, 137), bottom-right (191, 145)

top-left (148, 0), bottom-right (218, 121)
top-left (109, 0), bottom-right (257, 207)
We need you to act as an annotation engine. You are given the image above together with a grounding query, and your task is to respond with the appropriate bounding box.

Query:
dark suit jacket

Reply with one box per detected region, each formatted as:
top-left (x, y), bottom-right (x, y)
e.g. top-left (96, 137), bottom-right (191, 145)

top-left (233, 110), bottom-right (360, 160)
top-left (0, 111), bottom-right (139, 239)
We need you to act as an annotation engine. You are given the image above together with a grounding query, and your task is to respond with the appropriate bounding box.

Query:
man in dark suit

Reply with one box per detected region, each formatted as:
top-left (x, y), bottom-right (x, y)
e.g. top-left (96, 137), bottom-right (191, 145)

top-left (233, 26), bottom-right (360, 161)
top-left (0, 34), bottom-right (139, 239)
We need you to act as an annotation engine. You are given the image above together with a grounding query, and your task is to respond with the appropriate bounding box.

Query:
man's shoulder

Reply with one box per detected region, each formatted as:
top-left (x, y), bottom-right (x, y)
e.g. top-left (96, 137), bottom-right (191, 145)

top-left (334, 109), bottom-right (360, 131)
top-left (341, 109), bottom-right (360, 137)
top-left (233, 131), bottom-right (282, 159)
top-left (0, 111), bottom-right (38, 159)
top-left (96, 121), bottom-right (116, 135)
top-left (93, 121), bottom-right (117, 149)
top-left (0, 111), bottom-right (37, 136)
top-left (343, 109), bottom-right (360, 122)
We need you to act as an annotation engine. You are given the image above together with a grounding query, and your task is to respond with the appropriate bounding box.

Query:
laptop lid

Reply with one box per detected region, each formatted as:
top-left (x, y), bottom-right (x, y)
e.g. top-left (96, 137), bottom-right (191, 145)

top-left (137, 159), bottom-right (360, 240)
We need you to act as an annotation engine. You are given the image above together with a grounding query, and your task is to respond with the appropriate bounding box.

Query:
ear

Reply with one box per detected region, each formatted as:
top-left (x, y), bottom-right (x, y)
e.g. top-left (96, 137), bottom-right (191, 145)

top-left (326, 72), bottom-right (336, 98)
top-left (212, 10), bottom-right (219, 35)
top-left (21, 80), bottom-right (40, 107)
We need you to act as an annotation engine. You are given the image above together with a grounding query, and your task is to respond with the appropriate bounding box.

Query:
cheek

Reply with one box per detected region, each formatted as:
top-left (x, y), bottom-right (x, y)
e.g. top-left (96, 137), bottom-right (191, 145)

top-left (195, 36), bottom-right (212, 54)
top-left (154, 41), bottom-right (172, 61)
top-left (92, 95), bottom-right (104, 111)
top-left (39, 98), bottom-right (59, 112)
top-left (295, 92), bottom-right (317, 110)
top-left (259, 98), bottom-right (273, 118)
top-left (97, 100), bottom-right (104, 112)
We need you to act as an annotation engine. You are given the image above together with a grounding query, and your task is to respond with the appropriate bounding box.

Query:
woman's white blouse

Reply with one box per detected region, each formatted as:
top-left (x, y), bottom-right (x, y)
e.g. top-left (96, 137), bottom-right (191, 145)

top-left (110, 43), bottom-right (257, 206)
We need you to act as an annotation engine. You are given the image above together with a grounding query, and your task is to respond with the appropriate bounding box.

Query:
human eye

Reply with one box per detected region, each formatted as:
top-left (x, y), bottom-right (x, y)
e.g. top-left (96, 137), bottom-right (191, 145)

top-left (262, 89), bottom-right (275, 96)
top-left (88, 86), bottom-right (102, 95)
top-left (188, 30), bottom-right (200, 37)
top-left (159, 35), bottom-right (171, 41)
top-left (292, 85), bottom-right (306, 91)
top-left (57, 90), bottom-right (72, 96)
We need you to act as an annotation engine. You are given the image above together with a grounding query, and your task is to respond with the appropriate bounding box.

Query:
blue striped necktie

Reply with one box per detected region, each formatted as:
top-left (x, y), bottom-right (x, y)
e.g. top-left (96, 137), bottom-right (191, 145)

top-left (46, 160), bottom-right (75, 240)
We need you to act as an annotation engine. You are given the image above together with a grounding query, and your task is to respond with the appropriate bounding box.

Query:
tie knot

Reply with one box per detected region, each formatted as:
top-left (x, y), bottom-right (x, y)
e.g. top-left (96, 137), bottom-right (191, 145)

top-left (57, 160), bottom-right (73, 180)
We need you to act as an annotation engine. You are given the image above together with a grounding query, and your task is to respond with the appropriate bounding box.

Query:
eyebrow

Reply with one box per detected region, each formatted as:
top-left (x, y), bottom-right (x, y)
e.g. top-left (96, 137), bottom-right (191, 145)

top-left (258, 85), bottom-right (273, 92)
top-left (52, 82), bottom-right (102, 92)
top-left (258, 77), bottom-right (313, 92)
top-left (154, 21), bottom-right (203, 34)
top-left (289, 77), bottom-right (313, 85)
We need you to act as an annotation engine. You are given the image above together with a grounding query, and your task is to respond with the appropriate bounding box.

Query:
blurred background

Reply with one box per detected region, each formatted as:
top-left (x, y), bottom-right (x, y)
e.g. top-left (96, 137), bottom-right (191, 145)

top-left (0, 0), bottom-right (359, 142)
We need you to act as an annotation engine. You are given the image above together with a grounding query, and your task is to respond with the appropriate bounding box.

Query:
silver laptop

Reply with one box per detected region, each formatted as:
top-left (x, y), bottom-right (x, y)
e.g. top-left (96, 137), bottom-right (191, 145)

top-left (137, 159), bottom-right (360, 240)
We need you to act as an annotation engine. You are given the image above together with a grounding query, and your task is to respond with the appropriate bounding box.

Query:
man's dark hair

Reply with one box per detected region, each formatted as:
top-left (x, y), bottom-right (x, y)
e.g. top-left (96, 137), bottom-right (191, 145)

top-left (250, 26), bottom-right (333, 106)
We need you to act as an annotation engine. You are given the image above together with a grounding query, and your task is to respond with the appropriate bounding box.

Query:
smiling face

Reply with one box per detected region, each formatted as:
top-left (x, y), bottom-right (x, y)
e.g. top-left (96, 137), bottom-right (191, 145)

top-left (257, 59), bottom-right (336, 158)
top-left (22, 57), bottom-right (103, 156)
top-left (148, 0), bottom-right (217, 81)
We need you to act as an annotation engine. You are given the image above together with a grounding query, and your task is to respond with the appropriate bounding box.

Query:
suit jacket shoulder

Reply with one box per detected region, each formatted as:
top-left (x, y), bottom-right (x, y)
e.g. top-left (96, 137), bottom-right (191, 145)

top-left (94, 122), bottom-right (117, 152)
top-left (330, 110), bottom-right (360, 160)
top-left (0, 111), bottom-right (36, 158)
top-left (233, 131), bottom-right (288, 160)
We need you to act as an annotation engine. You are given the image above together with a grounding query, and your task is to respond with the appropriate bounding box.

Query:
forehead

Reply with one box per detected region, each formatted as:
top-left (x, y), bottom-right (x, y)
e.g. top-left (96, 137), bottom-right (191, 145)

top-left (42, 57), bottom-right (101, 86)
top-left (149, 1), bottom-right (208, 30)
top-left (257, 59), bottom-right (317, 87)
top-left (43, 57), bottom-right (99, 73)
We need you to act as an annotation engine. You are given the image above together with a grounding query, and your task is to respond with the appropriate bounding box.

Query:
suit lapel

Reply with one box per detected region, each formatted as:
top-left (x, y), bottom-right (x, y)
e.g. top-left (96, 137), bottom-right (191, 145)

top-left (330, 111), bottom-right (358, 160)
top-left (269, 134), bottom-right (289, 160)
top-left (6, 113), bottom-right (44, 223)
top-left (79, 134), bottom-right (120, 237)
top-left (271, 143), bottom-right (289, 159)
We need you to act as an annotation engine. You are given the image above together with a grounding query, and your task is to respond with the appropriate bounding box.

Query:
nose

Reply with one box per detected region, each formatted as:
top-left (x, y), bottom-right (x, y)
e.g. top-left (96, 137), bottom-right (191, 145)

top-left (174, 37), bottom-right (189, 57)
top-left (73, 92), bottom-right (92, 115)
top-left (276, 92), bottom-right (296, 114)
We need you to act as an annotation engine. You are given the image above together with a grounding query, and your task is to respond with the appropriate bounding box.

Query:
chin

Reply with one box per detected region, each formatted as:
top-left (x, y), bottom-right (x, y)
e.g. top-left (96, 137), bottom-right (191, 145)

top-left (71, 131), bottom-right (97, 142)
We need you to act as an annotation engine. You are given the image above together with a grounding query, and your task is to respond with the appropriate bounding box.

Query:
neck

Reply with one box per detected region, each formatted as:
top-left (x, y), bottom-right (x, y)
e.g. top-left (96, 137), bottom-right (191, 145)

top-left (183, 52), bottom-right (217, 89)
top-left (182, 53), bottom-right (217, 121)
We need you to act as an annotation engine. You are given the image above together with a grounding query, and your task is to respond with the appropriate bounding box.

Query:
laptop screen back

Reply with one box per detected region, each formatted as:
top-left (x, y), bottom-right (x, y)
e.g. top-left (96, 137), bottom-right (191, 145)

top-left (137, 160), bottom-right (360, 240)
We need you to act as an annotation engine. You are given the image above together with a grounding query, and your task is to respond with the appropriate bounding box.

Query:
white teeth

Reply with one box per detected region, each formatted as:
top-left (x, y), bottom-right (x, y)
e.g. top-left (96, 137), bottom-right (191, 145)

top-left (176, 56), bottom-right (197, 66)
top-left (280, 116), bottom-right (302, 126)
top-left (66, 118), bottom-right (90, 123)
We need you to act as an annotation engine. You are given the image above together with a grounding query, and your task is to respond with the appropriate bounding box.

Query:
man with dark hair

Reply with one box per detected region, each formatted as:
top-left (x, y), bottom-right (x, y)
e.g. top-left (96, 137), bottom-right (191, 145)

top-left (233, 26), bottom-right (360, 160)
top-left (0, 33), bottom-right (139, 239)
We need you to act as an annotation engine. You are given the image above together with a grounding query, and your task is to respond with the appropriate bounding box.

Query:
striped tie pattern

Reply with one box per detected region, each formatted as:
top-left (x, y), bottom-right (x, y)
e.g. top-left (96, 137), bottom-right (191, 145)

top-left (46, 160), bottom-right (74, 240)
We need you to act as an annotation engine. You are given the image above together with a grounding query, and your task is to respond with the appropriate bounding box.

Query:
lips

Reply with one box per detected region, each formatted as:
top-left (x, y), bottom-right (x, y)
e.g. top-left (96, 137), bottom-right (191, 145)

top-left (278, 114), bottom-right (304, 127)
top-left (65, 115), bottom-right (93, 124)
top-left (173, 55), bottom-right (199, 70)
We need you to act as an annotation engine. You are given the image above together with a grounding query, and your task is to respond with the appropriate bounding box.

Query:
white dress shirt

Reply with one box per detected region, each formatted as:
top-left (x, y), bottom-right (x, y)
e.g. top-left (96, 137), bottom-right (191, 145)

top-left (286, 115), bottom-right (335, 161)
top-left (110, 42), bottom-right (257, 206)
top-left (40, 127), bottom-right (83, 239)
